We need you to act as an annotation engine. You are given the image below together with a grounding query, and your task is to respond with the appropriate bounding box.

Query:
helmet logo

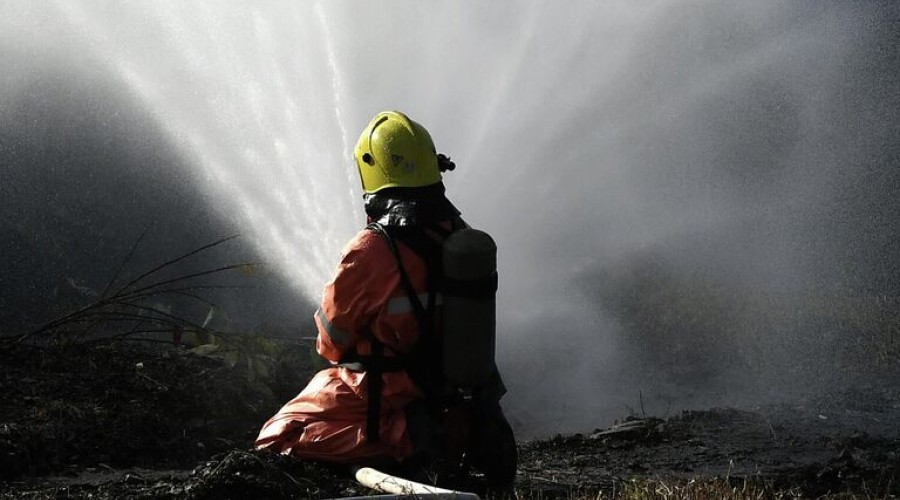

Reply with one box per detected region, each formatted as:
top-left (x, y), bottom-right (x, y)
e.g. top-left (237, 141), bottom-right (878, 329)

top-left (391, 154), bottom-right (403, 167)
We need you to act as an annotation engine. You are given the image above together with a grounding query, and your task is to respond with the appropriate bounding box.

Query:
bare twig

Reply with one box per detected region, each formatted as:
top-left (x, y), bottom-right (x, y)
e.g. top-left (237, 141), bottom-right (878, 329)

top-left (15, 235), bottom-right (250, 345)
top-left (640, 389), bottom-right (647, 419)
top-left (115, 263), bottom-right (256, 302)
top-left (111, 234), bottom-right (239, 297)
top-left (116, 301), bottom-right (208, 331)
top-left (118, 285), bottom-right (253, 304)
top-left (100, 227), bottom-right (149, 299)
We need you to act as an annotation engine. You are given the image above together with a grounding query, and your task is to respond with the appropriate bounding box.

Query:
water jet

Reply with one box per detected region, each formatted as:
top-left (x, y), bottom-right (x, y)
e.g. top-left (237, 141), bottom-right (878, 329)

top-left (2, 1), bottom-right (898, 437)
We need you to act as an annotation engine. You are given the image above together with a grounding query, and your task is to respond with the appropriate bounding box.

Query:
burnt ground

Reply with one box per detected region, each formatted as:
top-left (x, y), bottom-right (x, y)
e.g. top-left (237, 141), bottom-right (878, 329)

top-left (1, 342), bottom-right (898, 499)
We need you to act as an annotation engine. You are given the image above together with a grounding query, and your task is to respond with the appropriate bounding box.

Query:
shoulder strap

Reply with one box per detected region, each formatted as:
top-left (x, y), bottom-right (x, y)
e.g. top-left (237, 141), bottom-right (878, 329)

top-left (367, 223), bottom-right (431, 328)
top-left (367, 223), bottom-right (449, 401)
top-left (361, 223), bottom-right (440, 443)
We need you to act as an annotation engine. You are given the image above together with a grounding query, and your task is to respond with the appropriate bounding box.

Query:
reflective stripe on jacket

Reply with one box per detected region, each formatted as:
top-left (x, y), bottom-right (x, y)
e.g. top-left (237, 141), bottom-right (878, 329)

top-left (255, 225), bottom-right (437, 463)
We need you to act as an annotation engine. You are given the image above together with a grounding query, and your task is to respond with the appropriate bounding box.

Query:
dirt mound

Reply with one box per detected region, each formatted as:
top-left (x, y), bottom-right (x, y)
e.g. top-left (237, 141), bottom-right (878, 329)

top-left (516, 406), bottom-right (900, 498)
top-left (4, 450), bottom-right (354, 499)
top-left (0, 341), bottom-right (307, 481)
top-left (2, 342), bottom-right (899, 499)
top-left (186, 450), bottom-right (354, 499)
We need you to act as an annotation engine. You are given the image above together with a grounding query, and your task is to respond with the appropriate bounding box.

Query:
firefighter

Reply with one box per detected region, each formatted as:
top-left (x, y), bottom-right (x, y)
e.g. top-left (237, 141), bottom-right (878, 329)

top-left (256, 111), bottom-right (516, 486)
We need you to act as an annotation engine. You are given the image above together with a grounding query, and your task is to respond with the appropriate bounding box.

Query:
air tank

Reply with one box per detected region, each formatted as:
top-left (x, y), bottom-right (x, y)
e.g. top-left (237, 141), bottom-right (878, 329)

top-left (441, 228), bottom-right (497, 388)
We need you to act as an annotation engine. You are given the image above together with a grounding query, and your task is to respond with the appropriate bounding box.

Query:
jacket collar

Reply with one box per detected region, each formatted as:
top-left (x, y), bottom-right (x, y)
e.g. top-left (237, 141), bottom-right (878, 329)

top-left (363, 183), bottom-right (460, 227)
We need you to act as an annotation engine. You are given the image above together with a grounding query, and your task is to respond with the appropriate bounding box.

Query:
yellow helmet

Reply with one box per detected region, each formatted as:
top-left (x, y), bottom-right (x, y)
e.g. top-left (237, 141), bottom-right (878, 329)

top-left (354, 111), bottom-right (442, 194)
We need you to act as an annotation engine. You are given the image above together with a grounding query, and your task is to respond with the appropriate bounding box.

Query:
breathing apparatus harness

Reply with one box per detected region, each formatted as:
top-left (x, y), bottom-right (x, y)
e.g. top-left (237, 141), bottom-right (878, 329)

top-left (357, 220), bottom-right (453, 445)
top-left (338, 215), bottom-right (499, 448)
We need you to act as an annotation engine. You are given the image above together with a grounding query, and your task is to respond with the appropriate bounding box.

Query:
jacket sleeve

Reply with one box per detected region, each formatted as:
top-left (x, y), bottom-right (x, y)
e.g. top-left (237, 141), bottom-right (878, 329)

top-left (314, 230), bottom-right (392, 363)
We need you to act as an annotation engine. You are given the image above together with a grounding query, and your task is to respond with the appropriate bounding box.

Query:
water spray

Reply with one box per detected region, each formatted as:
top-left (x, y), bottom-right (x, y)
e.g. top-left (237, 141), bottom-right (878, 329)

top-left (2, 0), bottom-right (896, 438)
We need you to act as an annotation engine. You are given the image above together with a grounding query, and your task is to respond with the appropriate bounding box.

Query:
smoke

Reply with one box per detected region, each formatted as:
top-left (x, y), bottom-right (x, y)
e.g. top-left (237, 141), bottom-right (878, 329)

top-left (2, 1), bottom-right (898, 435)
top-left (313, 1), bottom-right (900, 434)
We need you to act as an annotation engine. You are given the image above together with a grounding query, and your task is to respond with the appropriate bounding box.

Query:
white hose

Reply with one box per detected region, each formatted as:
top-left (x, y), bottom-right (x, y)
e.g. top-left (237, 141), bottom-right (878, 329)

top-left (336, 466), bottom-right (480, 500)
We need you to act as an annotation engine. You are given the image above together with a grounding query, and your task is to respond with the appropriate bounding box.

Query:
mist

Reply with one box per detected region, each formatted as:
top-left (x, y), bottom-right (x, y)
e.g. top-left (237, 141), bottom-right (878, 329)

top-left (1, 1), bottom-right (898, 437)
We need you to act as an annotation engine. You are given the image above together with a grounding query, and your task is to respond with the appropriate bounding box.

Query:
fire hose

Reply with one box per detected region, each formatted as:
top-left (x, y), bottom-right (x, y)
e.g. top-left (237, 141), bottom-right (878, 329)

top-left (326, 466), bottom-right (480, 500)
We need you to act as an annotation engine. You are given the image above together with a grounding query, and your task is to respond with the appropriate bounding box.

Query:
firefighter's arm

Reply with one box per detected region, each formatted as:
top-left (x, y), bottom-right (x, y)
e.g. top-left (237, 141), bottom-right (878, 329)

top-left (314, 232), bottom-right (385, 363)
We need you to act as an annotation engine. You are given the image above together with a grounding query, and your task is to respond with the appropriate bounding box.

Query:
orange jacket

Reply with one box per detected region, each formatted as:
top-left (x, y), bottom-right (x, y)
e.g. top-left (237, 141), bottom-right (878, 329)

top-left (255, 226), bottom-right (436, 463)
